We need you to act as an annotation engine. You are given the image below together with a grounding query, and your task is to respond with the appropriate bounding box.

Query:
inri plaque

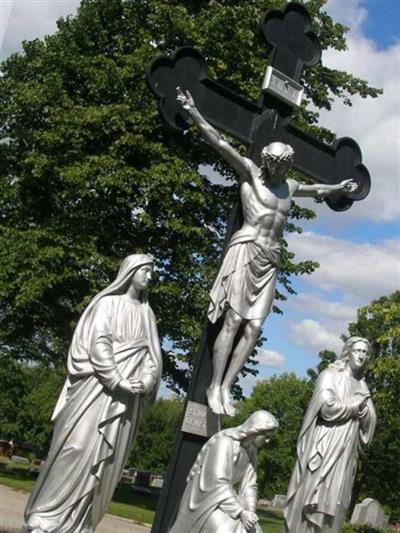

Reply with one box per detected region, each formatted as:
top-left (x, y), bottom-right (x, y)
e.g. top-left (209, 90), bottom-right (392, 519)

top-left (262, 66), bottom-right (304, 108)
top-left (181, 401), bottom-right (220, 437)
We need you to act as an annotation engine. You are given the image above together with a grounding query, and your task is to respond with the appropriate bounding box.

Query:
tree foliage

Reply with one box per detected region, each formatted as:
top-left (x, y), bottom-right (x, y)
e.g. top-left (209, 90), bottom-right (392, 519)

top-left (0, 0), bottom-right (381, 393)
top-left (306, 348), bottom-right (336, 383)
top-left (348, 292), bottom-right (400, 359)
top-left (0, 351), bottom-right (65, 457)
top-left (128, 397), bottom-right (183, 473)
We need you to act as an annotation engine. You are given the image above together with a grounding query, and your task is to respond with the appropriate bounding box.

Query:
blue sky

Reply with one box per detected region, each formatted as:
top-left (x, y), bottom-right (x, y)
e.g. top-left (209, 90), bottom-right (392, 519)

top-left (360, 0), bottom-right (400, 48)
top-left (1, 0), bottom-right (399, 396)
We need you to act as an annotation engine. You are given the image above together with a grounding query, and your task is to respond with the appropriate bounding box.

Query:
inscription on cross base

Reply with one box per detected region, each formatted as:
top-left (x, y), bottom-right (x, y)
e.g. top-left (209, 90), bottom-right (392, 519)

top-left (147, 3), bottom-right (371, 532)
top-left (181, 401), bottom-right (220, 437)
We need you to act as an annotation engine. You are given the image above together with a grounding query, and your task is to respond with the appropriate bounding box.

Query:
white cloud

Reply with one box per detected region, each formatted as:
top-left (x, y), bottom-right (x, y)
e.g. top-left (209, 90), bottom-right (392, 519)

top-left (290, 318), bottom-right (343, 354)
top-left (288, 292), bottom-right (357, 337)
top-left (1, 0), bottom-right (80, 60)
top-left (257, 348), bottom-right (286, 369)
top-left (287, 293), bottom-right (356, 354)
top-left (0, 1), bottom-right (14, 53)
top-left (326, 0), bottom-right (368, 34)
top-left (300, 0), bottom-right (400, 224)
top-left (287, 231), bottom-right (400, 302)
top-left (200, 164), bottom-right (231, 186)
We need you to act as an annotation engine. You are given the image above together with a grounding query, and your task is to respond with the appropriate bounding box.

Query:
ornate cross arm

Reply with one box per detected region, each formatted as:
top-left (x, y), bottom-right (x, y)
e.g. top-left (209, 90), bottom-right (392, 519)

top-left (260, 2), bottom-right (321, 81)
top-left (147, 46), bottom-right (258, 143)
top-left (286, 129), bottom-right (371, 211)
top-left (250, 118), bottom-right (371, 211)
top-left (146, 2), bottom-right (371, 212)
top-left (147, 45), bottom-right (370, 211)
top-left (147, 2), bottom-right (321, 134)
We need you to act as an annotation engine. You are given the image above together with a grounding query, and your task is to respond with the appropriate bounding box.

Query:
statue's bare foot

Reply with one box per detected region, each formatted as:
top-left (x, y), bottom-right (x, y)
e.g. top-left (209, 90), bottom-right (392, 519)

top-left (206, 386), bottom-right (224, 414)
top-left (221, 387), bottom-right (236, 416)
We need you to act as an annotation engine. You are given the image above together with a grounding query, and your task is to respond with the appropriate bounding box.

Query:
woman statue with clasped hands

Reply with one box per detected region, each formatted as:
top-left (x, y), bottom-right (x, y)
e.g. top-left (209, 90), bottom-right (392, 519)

top-left (23, 254), bottom-right (162, 533)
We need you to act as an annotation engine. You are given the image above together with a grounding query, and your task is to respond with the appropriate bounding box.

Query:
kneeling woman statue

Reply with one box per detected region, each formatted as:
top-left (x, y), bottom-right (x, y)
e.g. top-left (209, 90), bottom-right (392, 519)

top-left (23, 254), bottom-right (162, 533)
top-left (169, 410), bottom-right (279, 533)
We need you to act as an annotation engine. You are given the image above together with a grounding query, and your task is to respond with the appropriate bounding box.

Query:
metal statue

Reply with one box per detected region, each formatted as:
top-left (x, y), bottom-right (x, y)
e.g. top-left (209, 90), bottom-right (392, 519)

top-left (284, 337), bottom-right (376, 533)
top-left (22, 255), bottom-right (162, 533)
top-left (177, 87), bottom-right (357, 416)
top-left (169, 410), bottom-right (279, 533)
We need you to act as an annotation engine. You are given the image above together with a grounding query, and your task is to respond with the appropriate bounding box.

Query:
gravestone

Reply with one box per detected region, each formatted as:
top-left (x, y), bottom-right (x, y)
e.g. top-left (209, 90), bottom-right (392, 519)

top-left (258, 498), bottom-right (272, 508)
top-left (272, 494), bottom-right (287, 508)
top-left (147, 3), bottom-right (372, 532)
top-left (351, 498), bottom-right (390, 529)
top-left (133, 470), bottom-right (151, 489)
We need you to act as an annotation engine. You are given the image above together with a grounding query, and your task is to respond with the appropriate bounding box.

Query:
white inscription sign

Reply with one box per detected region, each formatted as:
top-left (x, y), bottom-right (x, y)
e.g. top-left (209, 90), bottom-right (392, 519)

top-left (181, 401), bottom-right (219, 437)
top-left (262, 66), bottom-right (304, 108)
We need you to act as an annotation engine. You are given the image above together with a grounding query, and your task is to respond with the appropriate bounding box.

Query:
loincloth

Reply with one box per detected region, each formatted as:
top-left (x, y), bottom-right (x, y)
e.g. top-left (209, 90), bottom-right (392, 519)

top-left (208, 238), bottom-right (280, 323)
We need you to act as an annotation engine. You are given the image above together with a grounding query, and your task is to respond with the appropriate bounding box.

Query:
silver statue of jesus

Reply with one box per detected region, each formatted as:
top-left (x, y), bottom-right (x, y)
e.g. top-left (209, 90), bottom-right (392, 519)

top-left (177, 87), bottom-right (357, 416)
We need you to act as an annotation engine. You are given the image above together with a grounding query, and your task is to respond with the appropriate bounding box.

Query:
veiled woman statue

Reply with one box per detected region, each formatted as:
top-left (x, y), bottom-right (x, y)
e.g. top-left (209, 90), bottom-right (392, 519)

top-left (284, 336), bottom-right (376, 533)
top-left (169, 410), bottom-right (279, 533)
top-left (22, 254), bottom-right (162, 533)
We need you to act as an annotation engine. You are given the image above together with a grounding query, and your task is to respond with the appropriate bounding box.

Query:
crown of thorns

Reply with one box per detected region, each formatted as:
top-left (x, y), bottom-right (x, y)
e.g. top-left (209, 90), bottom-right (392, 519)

top-left (261, 143), bottom-right (294, 162)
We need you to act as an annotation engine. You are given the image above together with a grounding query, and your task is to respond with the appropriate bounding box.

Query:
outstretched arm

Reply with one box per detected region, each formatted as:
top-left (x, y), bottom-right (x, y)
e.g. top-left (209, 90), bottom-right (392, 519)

top-left (177, 87), bottom-right (251, 179)
top-left (294, 179), bottom-right (357, 198)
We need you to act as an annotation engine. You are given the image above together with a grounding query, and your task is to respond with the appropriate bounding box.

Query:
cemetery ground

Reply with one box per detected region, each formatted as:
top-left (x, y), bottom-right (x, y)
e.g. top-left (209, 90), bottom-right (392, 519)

top-left (2, 462), bottom-right (397, 532)
top-left (0, 459), bottom-right (284, 532)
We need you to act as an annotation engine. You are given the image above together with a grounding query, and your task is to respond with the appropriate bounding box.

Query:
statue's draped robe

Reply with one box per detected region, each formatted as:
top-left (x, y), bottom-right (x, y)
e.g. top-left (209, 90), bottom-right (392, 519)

top-left (284, 366), bottom-right (376, 533)
top-left (208, 229), bottom-right (280, 323)
top-left (169, 429), bottom-right (262, 533)
top-left (24, 294), bottom-right (161, 533)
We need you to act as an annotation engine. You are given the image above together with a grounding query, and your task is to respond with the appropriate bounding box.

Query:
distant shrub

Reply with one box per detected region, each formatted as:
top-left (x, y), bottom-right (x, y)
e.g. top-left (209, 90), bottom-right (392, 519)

top-left (342, 523), bottom-right (389, 533)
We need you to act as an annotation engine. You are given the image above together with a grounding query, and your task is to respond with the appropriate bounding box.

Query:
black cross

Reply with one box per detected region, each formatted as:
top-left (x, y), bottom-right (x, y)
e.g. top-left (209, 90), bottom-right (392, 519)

top-left (147, 3), bottom-right (371, 531)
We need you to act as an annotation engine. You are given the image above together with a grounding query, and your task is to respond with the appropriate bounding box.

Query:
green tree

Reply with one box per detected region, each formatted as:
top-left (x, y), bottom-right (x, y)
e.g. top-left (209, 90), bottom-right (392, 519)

top-left (0, 0), bottom-right (381, 393)
top-left (229, 373), bottom-right (312, 498)
top-left (16, 364), bottom-right (66, 457)
top-left (307, 348), bottom-right (336, 383)
top-left (348, 292), bottom-right (400, 359)
top-left (128, 397), bottom-right (183, 474)
top-left (0, 350), bottom-right (29, 440)
top-left (0, 351), bottom-right (65, 457)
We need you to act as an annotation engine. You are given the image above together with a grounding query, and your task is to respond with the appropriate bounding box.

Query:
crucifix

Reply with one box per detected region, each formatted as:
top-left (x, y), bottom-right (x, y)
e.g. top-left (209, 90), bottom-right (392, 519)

top-left (147, 3), bottom-right (371, 531)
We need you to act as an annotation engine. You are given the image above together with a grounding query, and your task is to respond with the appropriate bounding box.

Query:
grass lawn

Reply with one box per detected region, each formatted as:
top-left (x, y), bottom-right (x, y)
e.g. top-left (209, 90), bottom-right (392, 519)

top-left (258, 507), bottom-right (284, 532)
top-left (0, 469), bottom-right (35, 493)
top-left (0, 462), bottom-right (285, 530)
top-left (108, 485), bottom-right (158, 524)
top-left (109, 487), bottom-right (286, 531)
top-left (0, 463), bottom-right (157, 525)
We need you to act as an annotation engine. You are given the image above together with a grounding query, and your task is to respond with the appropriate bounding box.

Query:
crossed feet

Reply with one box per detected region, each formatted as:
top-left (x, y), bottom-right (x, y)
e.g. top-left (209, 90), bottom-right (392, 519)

top-left (206, 385), bottom-right (236, 416)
